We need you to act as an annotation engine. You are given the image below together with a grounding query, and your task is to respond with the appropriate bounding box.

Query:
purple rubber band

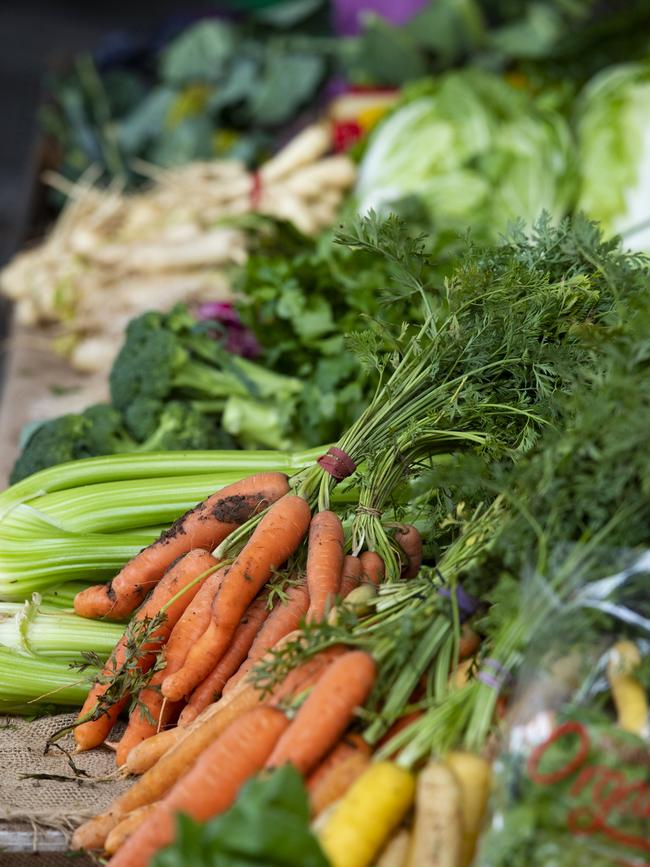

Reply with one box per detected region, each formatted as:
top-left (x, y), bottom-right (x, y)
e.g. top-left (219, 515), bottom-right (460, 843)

top-left (438, 584), bottom-right (481, 620)
top-left (482, 658), bottom-right (510, 678)
top-left (477, 671), bottom-right (502, 690)
top-left (477, 658), bottom-right (511, 691)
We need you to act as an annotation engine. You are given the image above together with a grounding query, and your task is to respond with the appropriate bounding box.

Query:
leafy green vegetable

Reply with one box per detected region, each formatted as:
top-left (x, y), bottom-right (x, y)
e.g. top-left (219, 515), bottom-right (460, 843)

top-left (236, 223), bottom-right (433, 444)
top-left (160, 21), bottom-right (236, 85)
top-left (152, 766), bottom-right (328, 867)
top-left (355, 69), bottom-right (576, 241)
top-left (576, 61), bottom-right (650, 250)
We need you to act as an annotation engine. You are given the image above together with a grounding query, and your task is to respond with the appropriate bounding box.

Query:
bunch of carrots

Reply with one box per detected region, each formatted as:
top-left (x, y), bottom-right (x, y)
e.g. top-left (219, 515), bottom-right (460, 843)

top-left (65, 454), bottom-right (494, 867)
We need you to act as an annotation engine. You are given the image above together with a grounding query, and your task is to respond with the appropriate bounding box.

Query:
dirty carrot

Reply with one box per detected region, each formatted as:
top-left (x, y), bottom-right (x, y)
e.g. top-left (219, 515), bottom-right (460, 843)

top-left (306, 510), bottom-right (345, 623)
top-left (394, 525), bottom-right (422, 580)
top-left (359, 551), bottom-right (385, 586)
top-left (160, 565), bottom-right (228, 674)
top-left (74, 472), bottom-right (289, 619)
top-left (106, 706), bottom-right (290, 867)
top-left (221, 580), bottom-right (310, 697)
top-left (177, 592), bottom-right (270, 726)
top-left (307, 733), bottom-right (372, 817)
top-left (266, 650), bottom-right (376, 775)
top-left (162, 494), bottom-right (312, 701)
top-left (74, 549), bottom-right (217, 752)
top-left (115, 564), bottom-right (229, 765)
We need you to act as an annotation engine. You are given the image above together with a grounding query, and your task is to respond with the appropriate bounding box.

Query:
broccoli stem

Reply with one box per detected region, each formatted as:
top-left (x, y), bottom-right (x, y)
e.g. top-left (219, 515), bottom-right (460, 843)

top-left (172, 360), bottom-right (251, 400)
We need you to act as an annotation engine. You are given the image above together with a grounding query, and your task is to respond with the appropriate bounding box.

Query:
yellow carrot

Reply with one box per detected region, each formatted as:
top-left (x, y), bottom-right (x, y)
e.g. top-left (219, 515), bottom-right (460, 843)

top-left (607, 640), bottom-right (648, 736)
top-left (318, 762), bottom-right (415, 867)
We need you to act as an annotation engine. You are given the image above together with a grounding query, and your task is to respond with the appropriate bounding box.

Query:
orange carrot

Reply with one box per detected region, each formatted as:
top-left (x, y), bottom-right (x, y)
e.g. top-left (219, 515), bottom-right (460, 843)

top-left (305, 511), bottom-right (345, 623)
top-left (161, 565), bottom-right (228, 674)
top-left (74, 549), bottom-right (217, 752)
top-left (177, 593), bottom-right (271, 726)
top-left (221, 580), bottom-right (310, 698)
top-left (339, 555), bottom-right (362, 598)
top-left (115, 565), bottom-right (230, 765)
top-left (360, 551), bottom-right (385, 586)
top-left (74, 472), bottom-right (289, 620)
top-left (107, 706), bottom-right (290, 867)
top-left (104, 804), bottom-right (157, 855)
top-left (395, 524), bottom-right (423, 579)
top-left (307, 733), bottom-right (372, 816)
top-left (266, 650), bottom-right (376, 775)
top-left (162, 495), bottom-right (312, 702)
top-left (125, 728), bottom-right (182, 775)
top-left (72, 646), bottom-right (344, 853)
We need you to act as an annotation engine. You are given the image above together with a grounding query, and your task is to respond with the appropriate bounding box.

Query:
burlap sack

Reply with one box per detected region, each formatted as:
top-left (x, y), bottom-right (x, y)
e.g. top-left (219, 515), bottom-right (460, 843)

top-left (0, 712), bottom-right (130, 858)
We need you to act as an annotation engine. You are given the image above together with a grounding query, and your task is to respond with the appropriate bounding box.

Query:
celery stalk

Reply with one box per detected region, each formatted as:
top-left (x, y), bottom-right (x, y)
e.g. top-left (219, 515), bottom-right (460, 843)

top-left (0, 530), bottom-right (158, 599)
top-left (0, 646), bottom-right (97, 713)
top-left (0, 599), bottom-right (123, 658)
top-left (40, 582), bottom-right (95, 609)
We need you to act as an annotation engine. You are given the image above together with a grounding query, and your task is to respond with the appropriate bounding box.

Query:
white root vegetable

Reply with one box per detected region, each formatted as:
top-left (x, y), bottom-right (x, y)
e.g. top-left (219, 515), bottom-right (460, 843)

top-left (406, 761), bottom-right (462, 867)
top-left (283, 156), bottom-right (357, 196)
top-left (374, 829), bottom-right (411, 867)
top-left (260, 122), bottom-right (332, 184)
top-left (445, 752), bottom-right (491, 867)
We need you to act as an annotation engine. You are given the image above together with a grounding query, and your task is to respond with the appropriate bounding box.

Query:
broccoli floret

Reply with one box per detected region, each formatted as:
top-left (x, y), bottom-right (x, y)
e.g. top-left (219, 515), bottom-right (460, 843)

top-left (123, 397), bottom-right (165, 441)
top-left (10, 405), bottom-right (135, 483)
top-left (136, 401), bottom-right (236, 452)
top-left (109, 312), bottom-right (190, 413)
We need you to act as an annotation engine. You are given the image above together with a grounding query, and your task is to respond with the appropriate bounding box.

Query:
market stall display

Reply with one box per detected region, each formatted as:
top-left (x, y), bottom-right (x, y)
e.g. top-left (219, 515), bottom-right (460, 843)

top-left (1, 2), bottom-right (649, 865)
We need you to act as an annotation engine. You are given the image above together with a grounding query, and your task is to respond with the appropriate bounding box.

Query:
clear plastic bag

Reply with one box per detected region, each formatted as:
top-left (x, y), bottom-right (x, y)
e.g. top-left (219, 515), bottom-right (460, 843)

top-left (475, 548), bottom-right (650, 867)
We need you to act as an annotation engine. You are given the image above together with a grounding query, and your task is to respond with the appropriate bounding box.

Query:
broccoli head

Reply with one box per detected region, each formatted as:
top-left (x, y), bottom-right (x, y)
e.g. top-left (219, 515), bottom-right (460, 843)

top-left (109, 311), bottom-right (190, 413)
top-left (10, 405), bottom-right (135, 484)
top-left (136, 401), bottom-right (236, 452)
top-left (123, 397), bottom-right (166, 441)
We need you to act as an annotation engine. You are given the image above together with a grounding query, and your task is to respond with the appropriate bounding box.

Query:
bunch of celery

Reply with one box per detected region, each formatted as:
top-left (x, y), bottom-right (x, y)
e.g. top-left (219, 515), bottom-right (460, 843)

top-left (0, 447), bottom-right (324, 601)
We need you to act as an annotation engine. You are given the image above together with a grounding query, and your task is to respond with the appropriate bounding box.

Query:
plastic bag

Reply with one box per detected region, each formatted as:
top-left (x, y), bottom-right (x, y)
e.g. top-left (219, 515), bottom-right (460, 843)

top-left (475, 548), bottom-right (650, 867)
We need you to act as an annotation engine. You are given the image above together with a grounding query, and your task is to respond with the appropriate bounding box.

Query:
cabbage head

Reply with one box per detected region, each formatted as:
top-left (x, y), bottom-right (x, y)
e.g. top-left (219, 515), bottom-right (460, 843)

top-left (576, 63), bottom-right (650, 250)
top-left (356, 69), bottom-right (576, 241)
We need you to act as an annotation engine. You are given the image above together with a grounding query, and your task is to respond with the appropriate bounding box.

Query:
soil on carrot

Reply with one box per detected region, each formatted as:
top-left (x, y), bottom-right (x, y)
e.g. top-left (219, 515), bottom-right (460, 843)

top-left (158, 514), bottom-right (190, 543)
top-left (212, 494), bottom-right (269, 524)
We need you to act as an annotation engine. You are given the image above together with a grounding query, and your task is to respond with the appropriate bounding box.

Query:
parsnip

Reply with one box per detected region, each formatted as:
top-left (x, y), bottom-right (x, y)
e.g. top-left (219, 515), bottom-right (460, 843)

top-left (374, 829), bottom-right (411, 867)
top-left (260, 122), bottom-right (331, 183)
top-left (445, 751), bottom-right (491, 867)
top-left (406, 761), bottom-right (462, 867)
